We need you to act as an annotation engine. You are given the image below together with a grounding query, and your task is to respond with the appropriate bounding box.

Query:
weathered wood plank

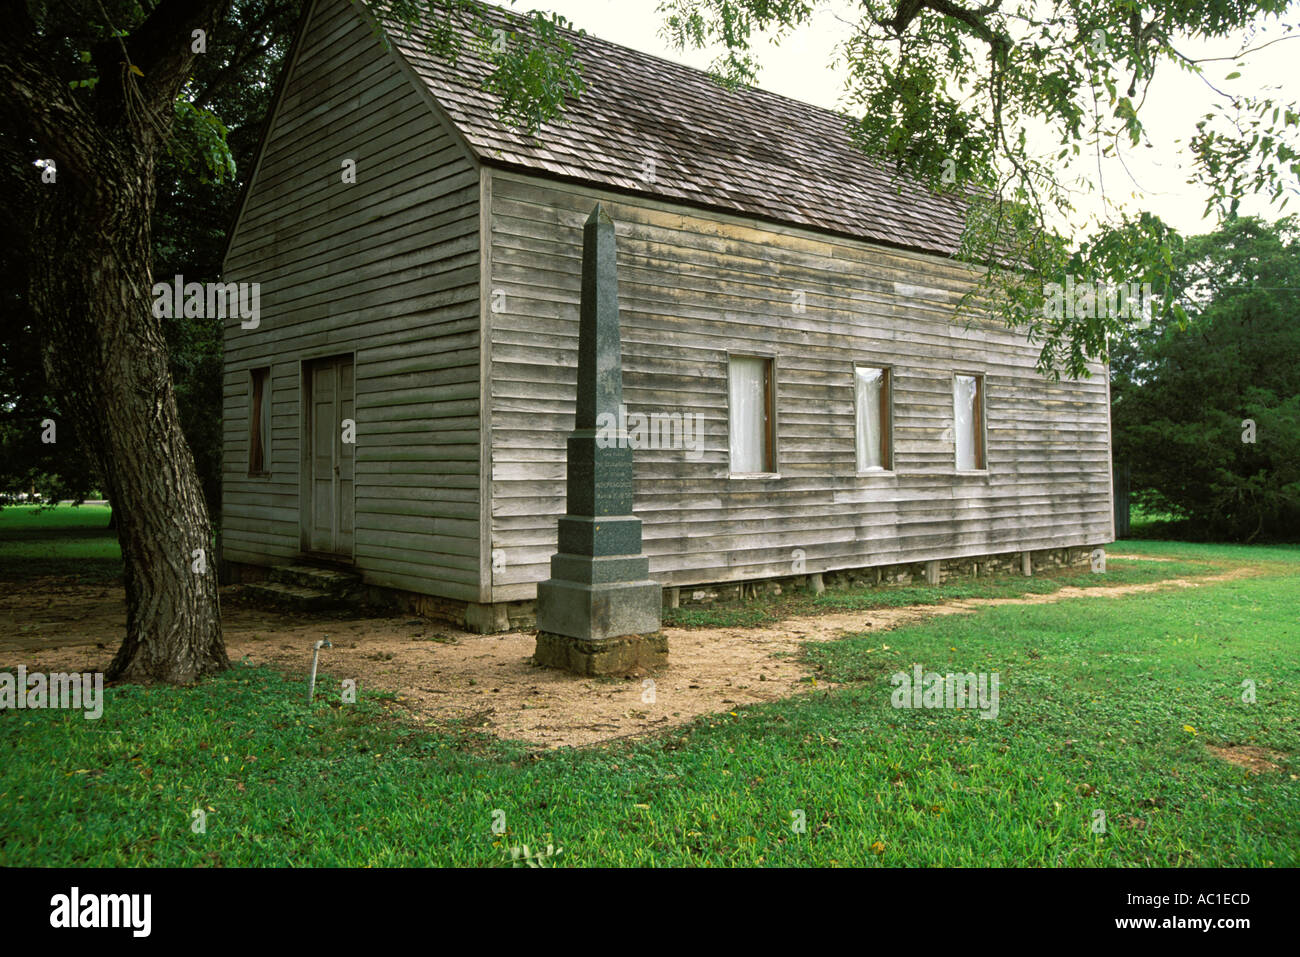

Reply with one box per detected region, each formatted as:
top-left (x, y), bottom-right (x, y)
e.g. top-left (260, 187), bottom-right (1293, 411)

top-left (221, 0), bottom-right (481, 601)
top-left (484, 170), bottom-right (1111, 600)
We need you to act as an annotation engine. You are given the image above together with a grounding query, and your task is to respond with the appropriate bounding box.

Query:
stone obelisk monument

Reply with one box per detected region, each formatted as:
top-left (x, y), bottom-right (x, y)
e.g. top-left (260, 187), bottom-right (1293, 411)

top-left (534, 205), bottom-right (665, 675)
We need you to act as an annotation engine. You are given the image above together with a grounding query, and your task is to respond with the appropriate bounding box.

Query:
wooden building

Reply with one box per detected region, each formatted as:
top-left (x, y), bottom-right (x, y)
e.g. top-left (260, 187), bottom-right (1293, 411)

top-left (221, 0), bottom-right (1114, 628)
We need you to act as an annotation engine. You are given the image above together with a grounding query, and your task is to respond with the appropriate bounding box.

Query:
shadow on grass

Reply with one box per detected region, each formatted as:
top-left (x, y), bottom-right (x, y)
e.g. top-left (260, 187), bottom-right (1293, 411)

top-left (0, 504), bottom-right (122, 584)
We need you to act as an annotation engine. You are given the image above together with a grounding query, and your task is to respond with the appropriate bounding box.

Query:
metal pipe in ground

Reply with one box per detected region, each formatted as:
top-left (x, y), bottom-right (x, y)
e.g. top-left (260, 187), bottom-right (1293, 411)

top-left (307, 637), bottom-right (332, 703)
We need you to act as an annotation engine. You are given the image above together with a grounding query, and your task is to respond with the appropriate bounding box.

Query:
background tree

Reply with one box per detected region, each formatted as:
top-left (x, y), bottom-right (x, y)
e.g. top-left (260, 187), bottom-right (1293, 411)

top-left (1, 1), bottom-right (302, 524)
top-left (1, 0), bottom-right (241, 683)
top-left (1111, 215), bottom-right (1300, 541)
top-left (152, 0), bottom-right (304, 524)
top-left (0, 256), bottom-right (102, 507)
top-left (0, 0), bottom-right (581, 684)
top-left (659, 0), bottom-right (1300, 377)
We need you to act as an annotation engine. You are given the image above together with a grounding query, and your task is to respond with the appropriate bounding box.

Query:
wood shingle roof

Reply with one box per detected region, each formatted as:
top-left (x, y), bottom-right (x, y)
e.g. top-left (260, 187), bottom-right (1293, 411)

top-left (379, 1), bottom-right (969, 257)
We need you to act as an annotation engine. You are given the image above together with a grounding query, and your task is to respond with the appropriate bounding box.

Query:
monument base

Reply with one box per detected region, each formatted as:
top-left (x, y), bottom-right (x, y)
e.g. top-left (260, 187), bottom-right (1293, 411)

top-left (533, 630), bottom-right (668, 676)
top-left (535, 578), bottom-right (662, 641)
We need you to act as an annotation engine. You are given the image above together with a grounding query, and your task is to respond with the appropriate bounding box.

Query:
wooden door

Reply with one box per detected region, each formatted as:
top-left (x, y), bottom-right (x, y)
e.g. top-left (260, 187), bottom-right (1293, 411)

top-left (305, 356), bottom-right (354, 557)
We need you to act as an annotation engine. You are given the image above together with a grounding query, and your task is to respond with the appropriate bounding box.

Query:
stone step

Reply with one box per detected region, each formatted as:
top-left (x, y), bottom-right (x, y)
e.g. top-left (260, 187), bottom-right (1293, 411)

top-left (240, 580), bottom-right (343, 613)
top-left (268, 564), bottom-right (361, 597)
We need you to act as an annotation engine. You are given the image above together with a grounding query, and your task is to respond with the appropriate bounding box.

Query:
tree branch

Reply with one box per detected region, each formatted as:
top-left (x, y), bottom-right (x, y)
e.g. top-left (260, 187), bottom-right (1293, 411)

top-left (877, 0), bottom-right (1004, 46)
top-left (0, 45), bottom-right (121, 194)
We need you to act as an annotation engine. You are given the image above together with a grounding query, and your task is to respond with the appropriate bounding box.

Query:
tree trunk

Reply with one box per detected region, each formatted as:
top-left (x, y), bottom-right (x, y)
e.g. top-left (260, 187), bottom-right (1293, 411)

top-left (2, 0), bottom-right (232, 683)
top-left (31, 157), bottom-right (227, 684)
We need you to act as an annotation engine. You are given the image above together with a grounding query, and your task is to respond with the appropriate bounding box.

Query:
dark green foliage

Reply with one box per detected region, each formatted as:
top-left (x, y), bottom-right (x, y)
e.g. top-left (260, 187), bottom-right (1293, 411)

top-left (142, 0), bottom-right (305, 523)
top-left (1112, 216), bottom-right (1300, 541)
top-left (0, 0), bottom-right (303, 517)
top-left (661, 1), bottom-right (1300, 378)
top-left (378, 0), bottom-right (586, 132)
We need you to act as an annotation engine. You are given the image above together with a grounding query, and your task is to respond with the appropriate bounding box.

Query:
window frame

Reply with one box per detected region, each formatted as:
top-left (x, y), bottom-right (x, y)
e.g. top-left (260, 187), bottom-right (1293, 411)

top-left (952, 371), bottom-right (987, 472)
top-left (853, 363), bottom-right (894, 473)
top-left (248, 365), bottom-right (272, 477)
top-left (726, 352), bottom-right (778, 477)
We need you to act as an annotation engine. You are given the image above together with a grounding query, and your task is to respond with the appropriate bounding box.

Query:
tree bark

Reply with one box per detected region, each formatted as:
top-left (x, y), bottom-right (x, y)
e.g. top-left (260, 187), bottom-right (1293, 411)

top-left (2, 0), bottom-right (230, 683)
top-left (30, 160), bottom-right (227, 683)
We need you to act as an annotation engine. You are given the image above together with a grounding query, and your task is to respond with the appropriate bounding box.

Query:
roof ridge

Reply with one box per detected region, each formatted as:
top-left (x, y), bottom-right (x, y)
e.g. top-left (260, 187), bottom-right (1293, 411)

top-left (474, 0), bottom-right (856, 130)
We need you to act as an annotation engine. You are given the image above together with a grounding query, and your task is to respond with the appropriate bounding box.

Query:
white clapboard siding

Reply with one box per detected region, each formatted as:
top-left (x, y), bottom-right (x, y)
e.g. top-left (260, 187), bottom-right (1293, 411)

top-left (221, 0), bottom-right (482, 602)
top-left (485, 170), bottom-right (1112, 601)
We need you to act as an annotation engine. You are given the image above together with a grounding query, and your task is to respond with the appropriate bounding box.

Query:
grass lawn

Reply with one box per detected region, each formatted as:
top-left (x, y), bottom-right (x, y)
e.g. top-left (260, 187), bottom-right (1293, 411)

top-left (0, 504), bottom-right (121, 583)
top-left (0, 509), bottom-right (1295, 866)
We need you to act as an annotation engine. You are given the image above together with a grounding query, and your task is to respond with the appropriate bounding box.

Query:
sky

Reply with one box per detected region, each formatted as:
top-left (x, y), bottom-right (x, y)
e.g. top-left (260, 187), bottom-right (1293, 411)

top-left (507, 0), bottom-right (1300, 239)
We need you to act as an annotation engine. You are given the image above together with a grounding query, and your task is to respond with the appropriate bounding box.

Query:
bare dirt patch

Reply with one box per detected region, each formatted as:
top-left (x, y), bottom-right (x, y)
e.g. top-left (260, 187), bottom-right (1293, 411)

top-left (0, 563), bottom-right (1259, 749)
top-left (946, 565), bottom-right (1257, 606)
top-left (1205, 743), bottom-right (1287, 774)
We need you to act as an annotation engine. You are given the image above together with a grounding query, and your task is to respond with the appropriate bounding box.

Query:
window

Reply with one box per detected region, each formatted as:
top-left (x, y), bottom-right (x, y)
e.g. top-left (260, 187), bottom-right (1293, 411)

top-left (855, 366), bottom-right (892, 471)
top-left (728, 355), bottom-right (775, 473)
top-left (249, 367), bottom-right (271, 475)
top-left (953, 373), bottom-right (985, 470)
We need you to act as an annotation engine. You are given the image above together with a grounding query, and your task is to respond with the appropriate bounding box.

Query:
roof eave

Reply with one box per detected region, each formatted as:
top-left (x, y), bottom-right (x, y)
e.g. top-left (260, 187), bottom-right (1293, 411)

top-left (477, 154), bottom-right (966, 263)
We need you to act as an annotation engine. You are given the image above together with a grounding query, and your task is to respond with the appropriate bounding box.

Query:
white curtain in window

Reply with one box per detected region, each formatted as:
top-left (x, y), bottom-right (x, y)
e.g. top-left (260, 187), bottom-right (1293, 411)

top-left (855, 366), bottom-right (885, 470)
top-left (729, 356), bottom-right (767, 472)
top-left (954, 374), bottom-right (978, 470)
